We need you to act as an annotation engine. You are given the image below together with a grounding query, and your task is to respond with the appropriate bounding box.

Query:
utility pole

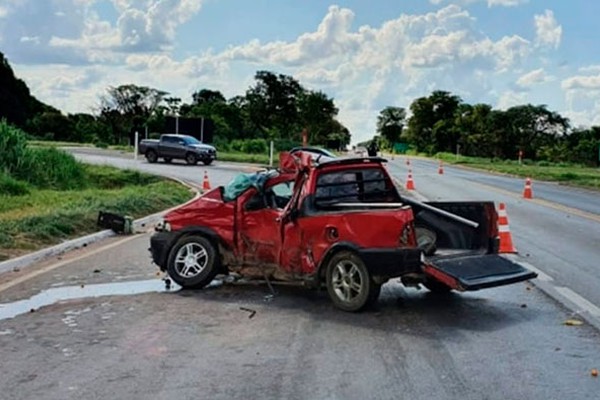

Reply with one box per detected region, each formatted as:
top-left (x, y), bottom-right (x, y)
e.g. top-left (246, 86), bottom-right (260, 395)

top-left (201, 117), bottom-right (205, 142)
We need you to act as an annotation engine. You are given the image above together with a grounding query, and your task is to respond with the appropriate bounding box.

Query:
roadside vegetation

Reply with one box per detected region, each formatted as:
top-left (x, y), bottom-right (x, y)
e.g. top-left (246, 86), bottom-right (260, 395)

top-left (0, 122), bottom-right (193, 261)
top-left (413, 152), bottom-right (600, 190)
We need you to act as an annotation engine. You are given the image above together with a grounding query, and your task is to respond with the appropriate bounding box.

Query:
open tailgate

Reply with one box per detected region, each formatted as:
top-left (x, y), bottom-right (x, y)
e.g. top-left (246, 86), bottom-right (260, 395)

top-left (423, 254), bottom-right (538, 291)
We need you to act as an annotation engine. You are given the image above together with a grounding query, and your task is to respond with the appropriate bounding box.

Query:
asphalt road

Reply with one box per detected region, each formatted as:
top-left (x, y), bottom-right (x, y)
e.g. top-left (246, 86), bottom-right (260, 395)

top-left (1, 234), bottom-right (599, 400)
top-left (386, 156), bottom-right (600, 313)
top-left (0, 150), bottom-right (599, 399)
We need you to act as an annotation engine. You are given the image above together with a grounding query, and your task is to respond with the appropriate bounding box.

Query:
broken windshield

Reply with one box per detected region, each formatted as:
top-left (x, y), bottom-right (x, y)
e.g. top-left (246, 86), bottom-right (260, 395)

top-left (222, 170), bottom-right (279, 202)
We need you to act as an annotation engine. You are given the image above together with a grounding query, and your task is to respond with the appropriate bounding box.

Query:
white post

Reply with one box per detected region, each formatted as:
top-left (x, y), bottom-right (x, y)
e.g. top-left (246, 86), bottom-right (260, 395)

top-left (269, 140), bottom-right (274, 167)
top-left (134, 131), bottom-right (139, 161)
top-left (175, 116), bottom-right (179, 134)
top-left (201, 117), bottom-right (204, 142)
top-left (456, 144), bottom-right (460, 161)
top-left (145, 125), bottom-right (148, 139)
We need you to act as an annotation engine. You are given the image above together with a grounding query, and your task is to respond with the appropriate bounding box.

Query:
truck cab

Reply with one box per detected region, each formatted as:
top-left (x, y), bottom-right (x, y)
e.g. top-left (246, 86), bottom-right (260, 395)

top-left (150, 152), bottom-right (536, 311)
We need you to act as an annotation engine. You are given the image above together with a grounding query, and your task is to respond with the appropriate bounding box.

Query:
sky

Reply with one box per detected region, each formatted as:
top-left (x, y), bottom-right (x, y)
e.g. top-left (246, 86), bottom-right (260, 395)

top-left (1, 0), bottom-right (599, 144)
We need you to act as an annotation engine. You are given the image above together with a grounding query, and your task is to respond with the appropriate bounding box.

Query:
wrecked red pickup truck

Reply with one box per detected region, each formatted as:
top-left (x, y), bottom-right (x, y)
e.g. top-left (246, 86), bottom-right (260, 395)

top-left (149, 152), bottom-right (537, 311)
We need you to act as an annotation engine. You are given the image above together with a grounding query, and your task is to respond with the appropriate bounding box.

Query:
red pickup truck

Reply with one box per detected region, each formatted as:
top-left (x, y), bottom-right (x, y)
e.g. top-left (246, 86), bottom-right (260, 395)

top-left (150, 152), bottom-right (536, 311)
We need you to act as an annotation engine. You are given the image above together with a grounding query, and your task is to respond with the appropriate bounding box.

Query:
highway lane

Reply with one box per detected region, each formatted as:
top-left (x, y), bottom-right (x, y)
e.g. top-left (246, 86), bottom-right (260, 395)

top-left (1, 232), bottom-right (599, 400)
top-left (0, 150), bottom-right (599, 399)
top-left (386, 156), bottom-right (600, 312)
top-left (399, 157), bottom-right (600, 215)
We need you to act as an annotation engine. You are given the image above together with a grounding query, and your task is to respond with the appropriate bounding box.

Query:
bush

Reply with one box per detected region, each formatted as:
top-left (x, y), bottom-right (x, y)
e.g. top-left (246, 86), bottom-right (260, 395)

top-left (241, 139), bottom-right (268, 154)
top-left (0, 120), bottom-right (28, 175)
top-left (17, 147), bottom-right (86, 190)
top-left (0, 172), bottom-right (30, 196)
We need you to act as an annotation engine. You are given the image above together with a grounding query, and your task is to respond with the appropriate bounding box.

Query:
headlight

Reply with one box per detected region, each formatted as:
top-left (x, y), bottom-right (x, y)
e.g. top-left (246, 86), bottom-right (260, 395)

top-left (155, 219), bottom-right (171, 232)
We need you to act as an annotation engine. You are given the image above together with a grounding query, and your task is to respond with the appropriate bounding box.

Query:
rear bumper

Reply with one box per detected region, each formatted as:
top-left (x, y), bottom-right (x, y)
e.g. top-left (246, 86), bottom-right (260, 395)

top-left (359, 248), bottom-right (423, 278)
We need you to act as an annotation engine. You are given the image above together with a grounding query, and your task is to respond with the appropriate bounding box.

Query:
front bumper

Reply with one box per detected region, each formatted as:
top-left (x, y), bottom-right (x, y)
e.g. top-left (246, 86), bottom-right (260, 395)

top-left (149, 231), bottom-right (177, 270)
top-left (359, 248), bottom-right (423, 278)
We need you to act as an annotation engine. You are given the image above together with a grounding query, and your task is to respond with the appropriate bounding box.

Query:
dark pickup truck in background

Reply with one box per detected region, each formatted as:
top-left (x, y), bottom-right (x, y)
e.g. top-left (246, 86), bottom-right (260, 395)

top-left (138, 134), bottom-right (217, 165)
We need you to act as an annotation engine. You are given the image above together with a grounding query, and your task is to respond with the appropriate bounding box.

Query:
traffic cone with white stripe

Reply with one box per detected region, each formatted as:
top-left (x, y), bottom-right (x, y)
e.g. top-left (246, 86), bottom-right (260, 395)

top-left (202, 171), bottom-right (211, 191)
top-left (406, 169), bottom-right (415, 190)
top-left (497, 202), bottom-right (517, 253)
top-left (523, 177), bottom-right (533, 199)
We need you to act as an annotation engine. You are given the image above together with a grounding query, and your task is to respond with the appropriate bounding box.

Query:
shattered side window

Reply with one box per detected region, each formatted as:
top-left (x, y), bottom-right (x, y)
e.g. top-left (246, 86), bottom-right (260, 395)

top-left (314, 168), bottom-right (399, 207)
top-left (223, 171), bottom-right (278, 202)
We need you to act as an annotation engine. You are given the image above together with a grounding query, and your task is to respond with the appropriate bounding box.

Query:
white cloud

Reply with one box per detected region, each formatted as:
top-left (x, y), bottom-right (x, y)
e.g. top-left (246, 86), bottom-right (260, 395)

top-left (497, 90), bottom-right (527, 109)
top-left (578, 65), bottom-right (600, 74)
top-left (5, 2), bottom-right (583, 144)
top-left (429, 0), bottom-right (528, 7)
top-left (487, 0), bottom-right (528, 6)
top-left (534, 10), bottom-right (562, 49)
top-left (562, 74), bottom-right (600, 91)
top-left (516, 68), bottom-right (553, 88)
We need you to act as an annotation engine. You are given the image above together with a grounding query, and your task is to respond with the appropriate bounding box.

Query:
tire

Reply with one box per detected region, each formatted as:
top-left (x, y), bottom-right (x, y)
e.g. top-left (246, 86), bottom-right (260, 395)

top-left (163, 157), bottom-right (172, 163)
top-left (166, 235), bottom-right (220, 289)
top-left (325, 251), bottom-right (377, 312)
top-left (185, 153), bottom-right (198, 165)
top-left (146, 150), bottom-right (158, 163)
top-left (202, 159), bottom-right (213, 166)
top-left (423, 278), bottom-right (453, 293)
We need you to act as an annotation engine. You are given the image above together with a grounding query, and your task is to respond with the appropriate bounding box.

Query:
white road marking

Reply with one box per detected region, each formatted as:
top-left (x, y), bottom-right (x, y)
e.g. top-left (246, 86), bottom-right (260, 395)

top-left (555, 286), bottom-right (600, 317)
top-left (0, 235), bottom-right (141, 294)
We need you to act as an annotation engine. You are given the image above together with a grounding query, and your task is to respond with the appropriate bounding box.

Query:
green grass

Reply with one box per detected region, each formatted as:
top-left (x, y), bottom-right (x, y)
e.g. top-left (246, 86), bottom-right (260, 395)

top-left (218, 151), bottom-right (271, 165)
top-left (0, 165), bottom-right (193, 260)
top-left (433, 152), bottom-right (600, 190)
top-left (28, 140), bottom-right (94, 148)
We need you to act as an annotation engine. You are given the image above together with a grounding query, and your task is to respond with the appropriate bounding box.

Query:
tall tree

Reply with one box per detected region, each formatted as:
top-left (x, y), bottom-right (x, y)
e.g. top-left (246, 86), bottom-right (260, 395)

top-left (99, 84), bottom-right (168, 144)
top-left (376, 106), bottom-right (406, 145)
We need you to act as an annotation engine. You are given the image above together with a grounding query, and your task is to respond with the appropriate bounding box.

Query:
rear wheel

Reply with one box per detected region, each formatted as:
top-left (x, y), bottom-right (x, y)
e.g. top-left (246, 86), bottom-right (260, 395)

top-left (146, 150), bottom-right (158, 163)
top-left (167, 235), bottom-right (219, 289)
top-left (326, 251), bottom-right (378, 312)
top-left (185, 153), bottom-right (198, 165)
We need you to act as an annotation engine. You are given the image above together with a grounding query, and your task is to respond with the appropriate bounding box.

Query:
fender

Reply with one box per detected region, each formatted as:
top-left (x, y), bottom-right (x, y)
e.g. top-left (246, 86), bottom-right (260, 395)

top-left (316, 241), bottom-right (362, 280)
top-left (150, 225), bottom-right (230, 270)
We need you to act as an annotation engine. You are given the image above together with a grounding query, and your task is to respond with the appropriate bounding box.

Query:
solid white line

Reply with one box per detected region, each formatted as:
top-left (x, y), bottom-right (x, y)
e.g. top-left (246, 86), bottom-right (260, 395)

top-left (555, 286), bottom-right (600, 317)
top-left (0, 234), bottom-right (141, 294)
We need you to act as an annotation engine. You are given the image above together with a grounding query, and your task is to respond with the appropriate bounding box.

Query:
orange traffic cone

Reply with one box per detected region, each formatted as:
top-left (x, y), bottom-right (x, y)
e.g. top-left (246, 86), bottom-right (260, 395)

top-left (438, 160), bottom-right (444, 175)
top-left (405, 169), bottom-right (415, 190)
top-left (202, 171), bottom-right (211, 191)
top-left (497, 203), bottom-right (517, 253)
top-left (523, 177), bottom-right (533, 199)
top-left (406, 157), bottom-right (411, 166)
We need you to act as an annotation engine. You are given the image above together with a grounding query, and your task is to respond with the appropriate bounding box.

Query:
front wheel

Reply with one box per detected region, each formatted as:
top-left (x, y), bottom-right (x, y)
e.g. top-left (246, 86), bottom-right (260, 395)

top-left (202, 159), bottom-right (213, 166)
top-left (146, 150), bottom-right (158, 163)
top-left (167, 235), bottom-right (219, 289)
top-left (326, 251), bottom-right (378, 312)
top-left (185, 153), bottom-right (198, 165)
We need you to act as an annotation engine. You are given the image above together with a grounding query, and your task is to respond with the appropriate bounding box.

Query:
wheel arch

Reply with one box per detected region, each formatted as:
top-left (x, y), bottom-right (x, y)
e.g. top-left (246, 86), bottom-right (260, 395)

top-left (316, 241), bottom-right (362, 282)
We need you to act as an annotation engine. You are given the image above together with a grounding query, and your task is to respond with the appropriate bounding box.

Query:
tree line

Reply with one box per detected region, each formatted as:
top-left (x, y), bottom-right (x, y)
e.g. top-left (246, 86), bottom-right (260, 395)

top-left (1, 49), bottom-right (599, 165)
top-left (375, 90), bottom-right (600, 166)
top-left (1, 51), bottom-right (351, 150)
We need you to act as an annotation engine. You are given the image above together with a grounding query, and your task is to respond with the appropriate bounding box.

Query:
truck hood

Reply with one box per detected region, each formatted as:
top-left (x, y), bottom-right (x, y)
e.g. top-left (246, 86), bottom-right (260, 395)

top-left (189, 143), bottom-right (216, 151)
